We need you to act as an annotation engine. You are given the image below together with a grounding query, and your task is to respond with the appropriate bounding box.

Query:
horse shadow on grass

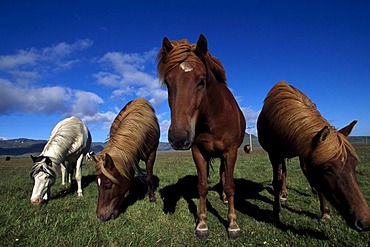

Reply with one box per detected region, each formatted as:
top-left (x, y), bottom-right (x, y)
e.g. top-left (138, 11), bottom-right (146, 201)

top-left (118, 175), bottom-right (160, 214)
top-left (52, 174), bottom-right (97, 200)
top-left (159, 175), bottom-right (328, 240)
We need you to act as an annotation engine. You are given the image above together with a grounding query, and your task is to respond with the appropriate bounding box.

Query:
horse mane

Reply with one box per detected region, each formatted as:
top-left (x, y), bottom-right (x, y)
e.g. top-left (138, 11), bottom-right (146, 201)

top-left (96, 98), bottom-right (159, 184)
top-left (41, 116), bottom-right (87, 164)
top-left (262, 81), bottom-right (357, 166)
top-left (157, 38), bottom-right (227, 85)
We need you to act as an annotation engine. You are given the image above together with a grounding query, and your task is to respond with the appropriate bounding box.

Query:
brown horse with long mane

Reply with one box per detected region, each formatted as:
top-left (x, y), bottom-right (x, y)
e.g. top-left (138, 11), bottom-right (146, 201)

top-left (157, 34), bottom-right (246, 239)
top-left (91, 98), bottom-right (160, 221)
top-left (257, 81), bottom-right (370, 231)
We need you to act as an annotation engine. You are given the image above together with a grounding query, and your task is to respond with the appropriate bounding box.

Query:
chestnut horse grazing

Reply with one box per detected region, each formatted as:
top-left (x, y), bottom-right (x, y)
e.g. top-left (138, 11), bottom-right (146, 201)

top-left (157, 34), bottom-right (246, 239)
top-left (91, 98), bottom-right (159, 221)
top-left (257, 81), bottom-right (370, 232)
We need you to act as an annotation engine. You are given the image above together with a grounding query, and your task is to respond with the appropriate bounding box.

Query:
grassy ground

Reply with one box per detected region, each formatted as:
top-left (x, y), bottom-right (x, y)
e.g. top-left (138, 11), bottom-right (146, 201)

top-left (0, 146), bottom-right (369, 246)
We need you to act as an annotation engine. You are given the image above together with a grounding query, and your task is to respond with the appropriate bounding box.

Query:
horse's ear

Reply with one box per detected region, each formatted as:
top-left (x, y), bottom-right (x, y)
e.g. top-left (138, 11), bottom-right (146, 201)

top-left (162, 37), bottom-right (173, 54)
top-left (338, 120), bottom-right (357, 137)
top-left (312, 126), bottom-right (330, 148)
top-left (104, 153), bottom-right (114, 170)
top-left (195, 34), bottom-right (208, 57)
top-left (45, 157), bottom-right (52, 166)
top-left (91, 152), bottom-right (99, 163)
top-left (30, 155), bottom-right (36, 162)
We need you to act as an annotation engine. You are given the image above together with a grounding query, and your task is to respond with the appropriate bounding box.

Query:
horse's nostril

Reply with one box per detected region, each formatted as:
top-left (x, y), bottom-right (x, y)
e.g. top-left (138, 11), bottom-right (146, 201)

top-left (355, 218), bottom-right (370, 232)
top-left (31, 198), bottom-right (41, 205)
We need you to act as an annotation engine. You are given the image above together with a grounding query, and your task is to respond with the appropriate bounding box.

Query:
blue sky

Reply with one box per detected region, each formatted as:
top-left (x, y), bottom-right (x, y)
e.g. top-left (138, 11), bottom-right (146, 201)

top-left (0, 0), bottom-right (369, 142)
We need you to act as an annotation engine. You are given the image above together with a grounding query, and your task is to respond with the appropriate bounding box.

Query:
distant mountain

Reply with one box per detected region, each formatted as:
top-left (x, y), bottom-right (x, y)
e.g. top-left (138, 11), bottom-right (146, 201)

top-left (241, 133), bottom-right (261, 149)
top-left (0, 135), bottom-right (368, 157)
top-left (0, 138), bottom-right (172, 156)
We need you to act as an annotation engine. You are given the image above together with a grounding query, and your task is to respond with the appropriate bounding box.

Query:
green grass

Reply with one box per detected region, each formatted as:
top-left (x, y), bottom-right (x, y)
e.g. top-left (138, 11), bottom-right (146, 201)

top-left (0, 147), bottom-right (369, 246)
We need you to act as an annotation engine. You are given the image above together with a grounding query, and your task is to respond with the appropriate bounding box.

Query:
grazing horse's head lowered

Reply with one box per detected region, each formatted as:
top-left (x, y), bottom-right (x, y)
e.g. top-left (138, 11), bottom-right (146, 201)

top-left (92, 98), bottom-right (160, 222)
top-left (30, 155), bottom-right (56, 205)
top-left (92, 153), bottom-right (132, 221)
top-left (257, 81), bottom-right (370, 232)
top-left (157, 35), bottom-right (246, 239)
top-left (29, 116), bottom-right (92, 205)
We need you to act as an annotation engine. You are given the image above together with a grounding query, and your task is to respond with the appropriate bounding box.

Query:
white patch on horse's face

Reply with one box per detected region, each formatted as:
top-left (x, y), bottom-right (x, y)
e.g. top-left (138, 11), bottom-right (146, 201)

top-left (98, 177), bottom-right (101, 187)
top-left (30, 172), bottom-right (50, 203)
top-left (180, 62), bottom-right (193, 72)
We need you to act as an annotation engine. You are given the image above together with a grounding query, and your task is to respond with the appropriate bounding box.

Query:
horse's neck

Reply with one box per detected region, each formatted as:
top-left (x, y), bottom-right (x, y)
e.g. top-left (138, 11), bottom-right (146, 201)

top-left (41, 144), bottom-right (66, 165)
top-left (203, 83), bottom-right (230, 118)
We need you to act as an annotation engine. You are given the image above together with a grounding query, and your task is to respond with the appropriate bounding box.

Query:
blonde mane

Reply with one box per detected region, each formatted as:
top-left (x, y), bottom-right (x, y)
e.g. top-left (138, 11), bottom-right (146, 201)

top-left (157, 38), bottom-right (226, 84)
top-left (96, 98), bottom-right (159, 184)
top-left (262, 81), bottom-right (357, 166)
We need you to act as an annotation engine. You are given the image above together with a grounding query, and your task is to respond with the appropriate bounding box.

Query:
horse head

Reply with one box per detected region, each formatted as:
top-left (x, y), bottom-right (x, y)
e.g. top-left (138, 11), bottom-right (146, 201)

top-left (30, 155), bottom-right (56, 205)
top-left (158, 34), bottom-right (213, 150)
top-left (307, 121), bottom-right (370, 231)
top-left (92, 152), bottom-right (131, 221)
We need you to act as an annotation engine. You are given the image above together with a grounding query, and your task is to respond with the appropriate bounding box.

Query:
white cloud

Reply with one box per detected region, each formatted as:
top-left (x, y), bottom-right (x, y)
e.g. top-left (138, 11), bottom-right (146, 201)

top-left (0, 39), bottom-right (93, 83)
top-left (95, 49), bottom-right (167, 107)
top-left (240, 106), bottom-right (260, 135)
top-left (0, 78), bottom-right (105, 118)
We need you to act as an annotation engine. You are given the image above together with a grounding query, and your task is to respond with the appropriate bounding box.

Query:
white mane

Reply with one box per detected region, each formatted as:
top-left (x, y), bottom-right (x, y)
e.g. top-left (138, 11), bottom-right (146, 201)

top-left (41, 116), bottom-right (91, 165)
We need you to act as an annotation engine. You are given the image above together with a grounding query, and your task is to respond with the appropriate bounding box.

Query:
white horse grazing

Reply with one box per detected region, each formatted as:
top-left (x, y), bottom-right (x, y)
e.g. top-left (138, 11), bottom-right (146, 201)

top-left (30, 116), bottom-right (92, 205)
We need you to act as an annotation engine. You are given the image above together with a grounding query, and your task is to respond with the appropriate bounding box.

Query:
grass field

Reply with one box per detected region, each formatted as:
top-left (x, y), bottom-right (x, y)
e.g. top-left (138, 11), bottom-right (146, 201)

top-left (0, 146), bottom-right (369, 246)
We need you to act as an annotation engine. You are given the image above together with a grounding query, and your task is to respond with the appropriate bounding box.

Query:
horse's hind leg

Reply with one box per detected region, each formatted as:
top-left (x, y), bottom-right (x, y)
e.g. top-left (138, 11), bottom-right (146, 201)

top-left (219, 161), bottom-right (228, 204)
top-left (75, 154), bottom-right (84, 197)
top-left (270, 154), bottom-right (287, 221)
top-left (145, 150), bottom-right (157, 202)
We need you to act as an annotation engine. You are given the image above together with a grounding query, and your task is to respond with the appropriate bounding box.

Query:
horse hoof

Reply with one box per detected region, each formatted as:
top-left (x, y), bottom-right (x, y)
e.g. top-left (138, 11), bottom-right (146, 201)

top-left (77, 192), bottom-right (83, 197)
top-left (228, 227), bottom-right (240, 239)
top-left (279, 195), bottom-right (287, 205)
top-left (321, 213), bottom-right (331, 221)
top-left (196, 229), bottom-right (209, 239)
top-left (195, 224), bottom-right (209, 239)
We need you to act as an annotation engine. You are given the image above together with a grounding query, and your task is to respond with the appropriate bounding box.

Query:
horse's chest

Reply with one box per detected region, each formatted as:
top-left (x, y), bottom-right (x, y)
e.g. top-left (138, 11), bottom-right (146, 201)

top-left (194, 133), bottom-right (225, 154)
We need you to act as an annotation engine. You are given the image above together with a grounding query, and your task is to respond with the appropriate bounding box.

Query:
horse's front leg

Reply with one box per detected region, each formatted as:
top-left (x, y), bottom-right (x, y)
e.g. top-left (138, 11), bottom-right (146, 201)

top-left (223, 148), bottom-right (240, 239)
top-left (61, 163), bottom-right (66, 186)
top-left (192, 146), bottom-right (209, 239)
top-left (270, 155), bottom-right (286, 221)
top-left (318, 191), bottom-right (330, 220)
top-left (145, 149), bottom-right (157, 203)
top-left (75, 154), bottom-right (84, 197)
top-left (299, 158), bottom-right (330, 220)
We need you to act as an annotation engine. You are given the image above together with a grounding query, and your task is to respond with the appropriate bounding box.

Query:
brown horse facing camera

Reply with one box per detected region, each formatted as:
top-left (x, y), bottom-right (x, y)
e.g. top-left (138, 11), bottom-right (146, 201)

top-left (257, 81), bottom-right (370, 232)
top-left (157, 34), bottom-right (246, 239)
top-left (91, 98), bottom-right (160, 221)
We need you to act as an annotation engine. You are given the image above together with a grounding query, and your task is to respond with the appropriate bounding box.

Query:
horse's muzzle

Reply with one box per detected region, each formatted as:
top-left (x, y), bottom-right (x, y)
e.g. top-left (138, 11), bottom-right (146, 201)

top-left (30, 197), bottom-right (43, 205)
top-left (354, 218), bottom-right (370, 232)
top-left (168, 128), bottom-right (192, 150)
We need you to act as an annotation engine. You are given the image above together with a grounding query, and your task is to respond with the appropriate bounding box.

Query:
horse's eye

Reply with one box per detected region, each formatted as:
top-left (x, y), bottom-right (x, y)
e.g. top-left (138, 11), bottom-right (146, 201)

top-left (197, 79), bottom-right (205, 89)
top-left (103, 183), bottom-right (112, 190)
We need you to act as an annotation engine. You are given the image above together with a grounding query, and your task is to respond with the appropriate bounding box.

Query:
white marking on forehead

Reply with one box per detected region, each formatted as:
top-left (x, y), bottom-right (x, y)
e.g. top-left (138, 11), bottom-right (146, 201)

top-left (98, 178), bottom-right (101, 187)
top-left (180, 62), bottom-right (193, 72)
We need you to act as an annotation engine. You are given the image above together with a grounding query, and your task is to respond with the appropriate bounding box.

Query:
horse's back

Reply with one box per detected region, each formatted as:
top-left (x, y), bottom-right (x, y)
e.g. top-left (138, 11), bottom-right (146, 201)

top-left (106, 98), bottom-right (159, 160)
top-left (257, 81), bottom-right (327, 158)
top-left (44, 116), bottom-right (91, 160)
